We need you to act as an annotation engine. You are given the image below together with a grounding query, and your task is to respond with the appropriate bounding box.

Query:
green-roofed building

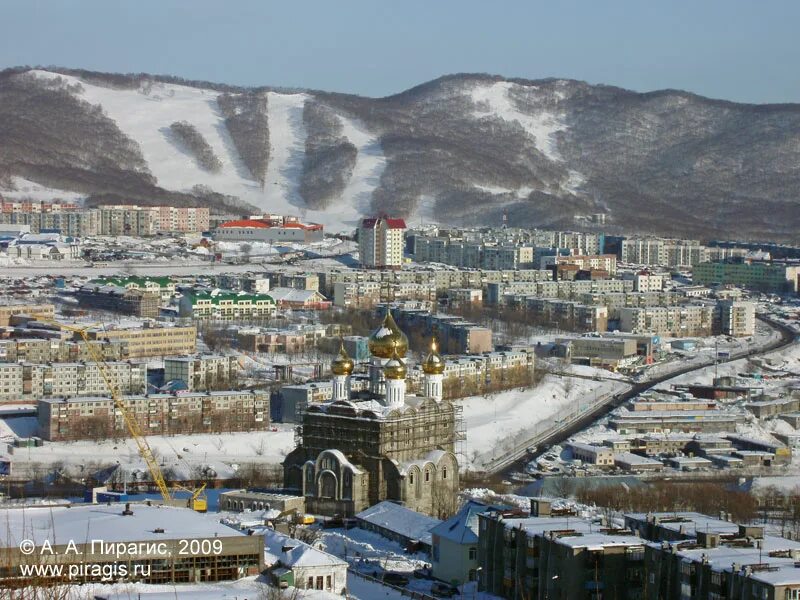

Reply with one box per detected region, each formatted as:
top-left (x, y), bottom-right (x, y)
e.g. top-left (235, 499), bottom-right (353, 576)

top-left (179, 291), bottom-right (277, 320)
top-left (90, 276), bottom-right (176, 300)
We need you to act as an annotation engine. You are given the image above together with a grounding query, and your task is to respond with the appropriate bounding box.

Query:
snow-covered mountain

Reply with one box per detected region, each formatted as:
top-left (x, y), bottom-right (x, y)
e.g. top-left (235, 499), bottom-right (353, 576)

top-left (1, 67), bottom-right (799, 240)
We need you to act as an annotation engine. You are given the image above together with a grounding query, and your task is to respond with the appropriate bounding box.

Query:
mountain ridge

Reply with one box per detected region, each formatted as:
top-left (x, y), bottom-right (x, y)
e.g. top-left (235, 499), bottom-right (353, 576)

top-left (0, 66), bottom-right (798, 241)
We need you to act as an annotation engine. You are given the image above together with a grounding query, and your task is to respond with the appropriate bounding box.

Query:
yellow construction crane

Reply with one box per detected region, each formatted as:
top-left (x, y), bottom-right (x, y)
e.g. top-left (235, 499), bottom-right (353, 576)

top-left (50, 321), bottom-right (207, 512)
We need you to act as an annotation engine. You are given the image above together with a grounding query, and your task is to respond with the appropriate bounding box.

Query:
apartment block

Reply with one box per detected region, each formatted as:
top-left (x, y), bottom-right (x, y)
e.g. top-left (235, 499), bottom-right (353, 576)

top-left (512, 297), bottom-right (609, 333)
top-left (556, 253), bottom-right (617, 275)
top-left (99, 205), bottom-right (210, 235)
top-left (619, 305), bottom-right (714, 337)
top-left (163, 355), bottom-right (239, 391)
top-left (693, 261), bottom-right (799, 293)
top-left (0, 207), bottom-right (101, 236)
top-left (0, 360), bottom-right (146, 403)
top-left (84, 324), bottom-right (197, 358)
top-left (0, 303), bottom-right (55, 327)
top-left (478, 508), bottom-right (646, 600)
top-left (717, 300), bottom-right (756, 337)
top-left (76, 284), bottom-right (161, 318)
top-left (621, 237), bottom-right (708, 267)
top-left (0, 338), bottom-right (128, 363)
top-left (38, 390), bottom-right (270, 441)
top-left (178, 292), bottom-right (277, 320)
top-left (391, 309), bottom-right (493, 354)
top-left (358, 216), bottom-right (406, 268)
top-left (88, 276), bottom-right (175, 301)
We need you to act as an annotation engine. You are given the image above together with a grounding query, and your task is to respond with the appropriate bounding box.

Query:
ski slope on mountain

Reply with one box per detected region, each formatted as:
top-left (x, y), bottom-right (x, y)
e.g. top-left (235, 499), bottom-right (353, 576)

top-left (336, 114), bottom-right (387, 226)
top-left (471, 81), bottom-right (565, 161)
top-left (29, 70), bottom-right (253, 195)
top-left (261, 91), bottom-right (309, 211)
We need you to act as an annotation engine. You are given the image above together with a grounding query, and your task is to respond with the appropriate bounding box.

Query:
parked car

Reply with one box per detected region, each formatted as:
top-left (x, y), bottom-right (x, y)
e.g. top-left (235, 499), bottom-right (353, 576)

top-left (431, 581), bottom-right (459, 597)
top-left (383, 572), bottom-right (410, 586)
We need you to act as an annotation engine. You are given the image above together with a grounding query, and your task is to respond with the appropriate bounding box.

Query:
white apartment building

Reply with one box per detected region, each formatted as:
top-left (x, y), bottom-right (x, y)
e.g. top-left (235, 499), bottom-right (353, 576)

top-left (620, 237), bottom-right (708, 267)
top-left (163, 355), bottom-right (239, 391)
top-left (717, 300), bottom-right (756, 337)
top-left (99, 205), bottom-right (210, 235)
top-left (633, 272), bottom-right (666, 292)
top-left (358, 217), bottom-right (406, 268)
top-left (619, 306), bottom-right (714, 337)
top-left (0, 361), bottom-right (147, 402)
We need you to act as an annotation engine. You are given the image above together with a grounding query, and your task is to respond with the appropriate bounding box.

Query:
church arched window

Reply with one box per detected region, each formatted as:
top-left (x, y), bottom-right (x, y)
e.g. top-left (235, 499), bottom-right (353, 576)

top-left (320, 472), bottom-right (337, 499)
top-left (442, 466), bottom-right (447, 480)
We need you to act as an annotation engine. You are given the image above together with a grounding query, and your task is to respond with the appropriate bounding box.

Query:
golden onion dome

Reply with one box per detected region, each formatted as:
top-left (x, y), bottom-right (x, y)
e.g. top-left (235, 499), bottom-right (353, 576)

top-left (368, 310), bottom-right (408, 359)
top-left (331, 339), bottom-right (354, 376)
top-left (383, 346), bottom-right (407, 380)
top-left (422, 337), bottom-right (446, 375)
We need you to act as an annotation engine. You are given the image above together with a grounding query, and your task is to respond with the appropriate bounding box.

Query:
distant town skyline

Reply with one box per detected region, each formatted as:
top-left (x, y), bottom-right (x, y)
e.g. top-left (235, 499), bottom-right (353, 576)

top-left (1, 0), bottom-right (799, 104)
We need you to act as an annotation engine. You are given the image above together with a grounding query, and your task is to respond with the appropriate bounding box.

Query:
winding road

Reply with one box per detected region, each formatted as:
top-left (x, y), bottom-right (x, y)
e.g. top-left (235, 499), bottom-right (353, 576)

top-left (491, 315), bottom-right (797, 476)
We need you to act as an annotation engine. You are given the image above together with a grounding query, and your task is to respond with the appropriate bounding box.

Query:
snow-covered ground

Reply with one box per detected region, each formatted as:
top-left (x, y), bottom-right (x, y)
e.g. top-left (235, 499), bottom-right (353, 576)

top-left (2, 425), bottom-right (296, 480)
top-left (458, 372), bottom-right (630, 470)
top-left (0, 176), bottom-right (86, 202)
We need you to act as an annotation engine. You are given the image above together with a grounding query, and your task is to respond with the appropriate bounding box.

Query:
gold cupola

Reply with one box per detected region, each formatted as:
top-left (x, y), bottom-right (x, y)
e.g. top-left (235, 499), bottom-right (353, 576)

top-left (368, 310), bottom-right (409, 359)
top-left (422, 337), bottom-right (446, 375)
top-left (383, 345), bottom-right (407, 380)
top-left (331, 339), bottom-right (354, 376)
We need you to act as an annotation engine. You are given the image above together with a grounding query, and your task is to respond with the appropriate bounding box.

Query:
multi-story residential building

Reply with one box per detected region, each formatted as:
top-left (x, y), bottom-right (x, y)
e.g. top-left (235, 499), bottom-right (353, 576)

top-left (87, 276), bottom-right (175, 301)
top-left (556, 253), bottom-right (617, 275)
top-left (693, 261), bottom-right (799, 293)
top-left (625, 512), bottom-right (800, 600)
top-left (619, 305), bottom-right (714, 337)
top-left (479, 504), bottom-right (647, 600)
top-left (621, 237), bottom-right (708, 267)
top-left (0, 337), bottom-right (128, 363)
top-left (154, 205), bottom-right (210, 233)
top-left (163, 355), bottom-right (239, 391)
top-left (0, 360), bottom-right (146, 403)
top-left (179, 291), bottom-right (277, 320)
top-left (84, 324), bottom-right (197, 358)
top-left (391, 309), bottom-right (493, 354)
top-left (38, 389), bottom-right (269, 441)
top-left (0, 203), bottom-right (100, 236)
top-left (717, 300), bottom-right (756, 337)
top-left (99, 205), bottom-right (159, 236)
top-left (213, 218), bottom-right (323, 243)
top-left (332, 281), bottom-right (436, 308)
top-left (633, 271), bottom-right (666, 292)
top-left (487, 279), bottom-right (633, 305)
top-left (0, 303), bottom-right (55, 326)
top-left (98, 204), bottom-right (210, 235)
top-left (358, 216), bottom-right (406, 269)
top-left (75, 283), bottom-right (161, 318)
top-left (510, 297), bottom-right (609, 333)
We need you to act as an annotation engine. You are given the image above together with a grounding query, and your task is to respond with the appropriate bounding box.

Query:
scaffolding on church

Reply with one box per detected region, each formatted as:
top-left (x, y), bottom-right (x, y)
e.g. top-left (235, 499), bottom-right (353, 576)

top-left (293, 400), bottom-right (466, 464)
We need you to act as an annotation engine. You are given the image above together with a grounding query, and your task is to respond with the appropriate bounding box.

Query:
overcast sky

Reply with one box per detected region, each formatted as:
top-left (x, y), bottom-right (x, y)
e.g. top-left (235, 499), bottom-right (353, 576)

top-left (2, 1), bottom-right (798, 104)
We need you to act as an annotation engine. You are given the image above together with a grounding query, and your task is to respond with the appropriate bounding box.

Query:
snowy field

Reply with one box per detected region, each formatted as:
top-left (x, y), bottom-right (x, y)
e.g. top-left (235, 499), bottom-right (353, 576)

top-left (2, 424), bottom-right (296, 480)
top-left (458, 372), bottom-right (631, 470)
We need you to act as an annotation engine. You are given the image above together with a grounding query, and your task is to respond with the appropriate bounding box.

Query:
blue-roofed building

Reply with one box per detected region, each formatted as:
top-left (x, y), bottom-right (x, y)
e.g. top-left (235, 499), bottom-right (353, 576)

top-left (430, 500), bottom-right (504, 586)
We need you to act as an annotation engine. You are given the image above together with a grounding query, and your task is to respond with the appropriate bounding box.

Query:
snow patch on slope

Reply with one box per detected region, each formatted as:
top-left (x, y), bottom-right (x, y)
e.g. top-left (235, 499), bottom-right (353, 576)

top-left (0, 177), bottom-right (86, 202)
top-left (471, 81), bottom-right (565, 162)
top-left (336, 114), bottom-right (387, 225)
top-left (28, 70), bottom-right (253, 193)
top-left (261, 92), bottom-right (309, 211)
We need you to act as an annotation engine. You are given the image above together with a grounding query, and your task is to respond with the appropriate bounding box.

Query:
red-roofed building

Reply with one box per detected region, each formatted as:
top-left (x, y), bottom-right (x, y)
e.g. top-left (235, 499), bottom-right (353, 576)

top-left (358, 216), bottom-right (406, 269)
top-left (214, 217), bottom-right (324, 244)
